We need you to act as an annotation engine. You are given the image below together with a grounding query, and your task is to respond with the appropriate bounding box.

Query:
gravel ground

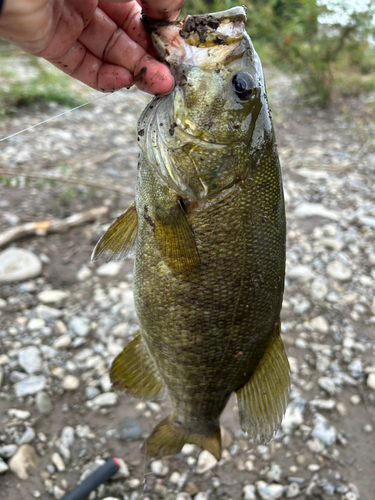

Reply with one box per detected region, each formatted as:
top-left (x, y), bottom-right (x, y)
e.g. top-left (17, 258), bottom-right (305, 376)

top-left (0, 61), bottom-right (375, 500)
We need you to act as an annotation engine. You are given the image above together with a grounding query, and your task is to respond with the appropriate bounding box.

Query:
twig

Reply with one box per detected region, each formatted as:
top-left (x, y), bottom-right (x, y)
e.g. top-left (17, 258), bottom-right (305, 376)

top-left (358, 383), bottom-right (375, 429)
top-left (0, 206), bottom-right (109, 248)
top-left (0, 168), bottom-right (134, 194)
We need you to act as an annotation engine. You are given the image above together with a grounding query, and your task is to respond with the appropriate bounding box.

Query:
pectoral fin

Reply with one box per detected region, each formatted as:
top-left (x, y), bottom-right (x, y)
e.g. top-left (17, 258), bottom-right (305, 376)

top-left (110, 332), bottom-right (164, 400)
top-left (236, 326), bottom-right (290, 443)
top-left (91, 202), bottom-right (137, 262)
top-left (155, 200), bottom-right (200, 273)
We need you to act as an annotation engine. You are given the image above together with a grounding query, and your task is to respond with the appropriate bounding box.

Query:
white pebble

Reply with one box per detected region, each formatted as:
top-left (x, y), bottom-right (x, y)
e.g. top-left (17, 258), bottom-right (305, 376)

top-left (62, 375), bottom-right (80, 391)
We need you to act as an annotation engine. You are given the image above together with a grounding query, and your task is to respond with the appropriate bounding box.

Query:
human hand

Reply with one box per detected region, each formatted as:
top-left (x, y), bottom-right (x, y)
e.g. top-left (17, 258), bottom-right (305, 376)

top-left (0, 0), bottom-right (185, 94)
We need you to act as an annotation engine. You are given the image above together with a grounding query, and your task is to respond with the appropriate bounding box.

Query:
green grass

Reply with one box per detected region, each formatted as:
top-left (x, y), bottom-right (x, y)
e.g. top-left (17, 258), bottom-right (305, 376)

top-left (0, 54), bottom-right (87, 116)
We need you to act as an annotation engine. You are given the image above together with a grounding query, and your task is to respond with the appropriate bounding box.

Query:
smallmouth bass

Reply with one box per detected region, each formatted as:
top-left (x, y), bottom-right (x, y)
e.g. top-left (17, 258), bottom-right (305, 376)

top-left (93, 6), bottom-right (290, 459)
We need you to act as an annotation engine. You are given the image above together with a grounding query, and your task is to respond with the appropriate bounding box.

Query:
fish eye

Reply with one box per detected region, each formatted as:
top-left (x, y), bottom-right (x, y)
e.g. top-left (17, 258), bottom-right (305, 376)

top-left (232, 73), bottom-right (254, 100)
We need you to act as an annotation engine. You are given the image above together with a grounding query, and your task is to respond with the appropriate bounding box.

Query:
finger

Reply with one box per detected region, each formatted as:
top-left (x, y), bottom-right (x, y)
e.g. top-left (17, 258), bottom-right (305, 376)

top-left (49, 41), bottom-right (134, 92)
top-left (98, 0), bottom-right (150, 52)
top-left (78, 7), bottom-right (174, 93)
top-left (137, 0), bottom-right (184, 20)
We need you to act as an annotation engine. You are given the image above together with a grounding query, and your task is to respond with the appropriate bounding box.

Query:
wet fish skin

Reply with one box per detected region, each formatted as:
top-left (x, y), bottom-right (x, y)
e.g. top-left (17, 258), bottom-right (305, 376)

top-left (94, 6), bottom-right (290, 459)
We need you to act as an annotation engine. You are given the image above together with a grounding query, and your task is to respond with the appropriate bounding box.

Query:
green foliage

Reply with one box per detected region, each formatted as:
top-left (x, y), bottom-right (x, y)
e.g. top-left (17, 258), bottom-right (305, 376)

top-left (182, 0), bottom-right (375, 105)
top-left (0, 55), bottom-right (86, 116)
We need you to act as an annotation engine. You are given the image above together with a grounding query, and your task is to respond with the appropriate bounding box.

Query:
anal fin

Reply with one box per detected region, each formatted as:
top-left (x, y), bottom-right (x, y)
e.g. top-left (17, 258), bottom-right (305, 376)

top-left (110, 332), bottom-right (164, 400)
top-left (91, 202), bottom-right (137, 262)
top-left (236, 326), bottom-right (290, 443)
top-left (142, 414), bottom-right (221, 460)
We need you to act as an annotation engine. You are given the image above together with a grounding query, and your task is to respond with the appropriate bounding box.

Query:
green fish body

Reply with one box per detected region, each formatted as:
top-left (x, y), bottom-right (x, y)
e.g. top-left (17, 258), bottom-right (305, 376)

top-left (93, 6), bottom-right (290, 459)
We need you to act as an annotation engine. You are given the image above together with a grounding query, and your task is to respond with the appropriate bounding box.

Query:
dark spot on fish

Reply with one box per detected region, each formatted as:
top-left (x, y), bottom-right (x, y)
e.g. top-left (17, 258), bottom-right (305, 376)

top-left (63, 65), bottom-right (68, 68)
top-left (143, 206), bottom-right (155, 231)
top-left (169, 122), bottom-right (177, 136)
top-left (138, 129), bottom-right (145, 137)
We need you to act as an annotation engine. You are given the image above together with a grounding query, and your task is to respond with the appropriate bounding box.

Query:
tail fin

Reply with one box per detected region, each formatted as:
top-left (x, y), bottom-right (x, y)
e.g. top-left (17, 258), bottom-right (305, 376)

top-left (142, 415), bottom-right (221, 460)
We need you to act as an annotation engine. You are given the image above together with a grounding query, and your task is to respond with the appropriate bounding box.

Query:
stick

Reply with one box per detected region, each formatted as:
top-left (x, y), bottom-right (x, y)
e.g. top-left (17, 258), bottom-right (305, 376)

top-left (0, 206), bottom-right (109, 248)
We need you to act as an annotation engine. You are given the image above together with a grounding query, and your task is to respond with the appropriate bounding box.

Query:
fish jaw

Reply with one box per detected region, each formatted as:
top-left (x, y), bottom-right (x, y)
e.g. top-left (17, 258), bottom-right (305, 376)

top-left (150, 6), bottom-right (248, 73)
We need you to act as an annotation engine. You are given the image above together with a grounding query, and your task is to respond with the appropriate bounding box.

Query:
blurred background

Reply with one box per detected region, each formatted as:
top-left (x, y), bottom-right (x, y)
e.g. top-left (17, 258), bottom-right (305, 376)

top-left (0, 2), bottom-right (375, 500)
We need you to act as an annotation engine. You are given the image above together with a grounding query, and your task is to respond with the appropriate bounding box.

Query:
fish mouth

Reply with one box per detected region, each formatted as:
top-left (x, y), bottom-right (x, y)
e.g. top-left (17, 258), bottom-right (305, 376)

top-left (147, 7), bottom-right (247, 69)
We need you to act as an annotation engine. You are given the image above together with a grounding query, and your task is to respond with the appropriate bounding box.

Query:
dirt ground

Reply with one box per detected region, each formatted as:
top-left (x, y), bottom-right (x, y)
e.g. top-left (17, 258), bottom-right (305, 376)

top-left (0, 66), bottom-right (375, 500)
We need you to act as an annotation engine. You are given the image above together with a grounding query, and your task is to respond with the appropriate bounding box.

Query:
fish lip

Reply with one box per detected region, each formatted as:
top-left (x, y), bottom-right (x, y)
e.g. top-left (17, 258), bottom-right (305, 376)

top-left (149, 7), bottom-right (247, 67)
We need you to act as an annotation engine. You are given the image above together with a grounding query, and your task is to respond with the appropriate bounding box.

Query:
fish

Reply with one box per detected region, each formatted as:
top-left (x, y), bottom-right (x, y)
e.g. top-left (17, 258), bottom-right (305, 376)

top-left (92, 6), bottom-right (290, 460)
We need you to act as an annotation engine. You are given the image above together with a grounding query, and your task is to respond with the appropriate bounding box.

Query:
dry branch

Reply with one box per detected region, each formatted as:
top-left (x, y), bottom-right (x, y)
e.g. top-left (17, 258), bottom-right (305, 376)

top-left (0, 206), bottom-right (108, 248)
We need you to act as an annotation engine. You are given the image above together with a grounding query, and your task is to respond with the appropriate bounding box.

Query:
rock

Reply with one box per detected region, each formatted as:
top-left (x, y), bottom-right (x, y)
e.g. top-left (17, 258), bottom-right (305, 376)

top-left (221, 426), bottom-right (234, 449)
top-left (53, 334), bottom-right (72, 349)
top-left (312, 414), bottom-right (336, 446)
top-left (77, 265), bottom-right (92, 281)
top-left (309, 316), bottom-right (329, 333)
top-left (243, 485), bottom-right (256, 500)
top-left (151, 460), bottom-right (169, 477)
top-left (111, 322), bottom-right (129, 337)
top-left (116, 417), bottom-right (144, 441)
top-left (176, 494), bottom-right (192, 500)
top-left (91, 392), bottom-right (118, 407)
top-left (96, 261), bottom-right (123, 276)
top-left (327, 260), bottom-right (352, 281)
top-left (113, 458), bottom-right (130, 479)
top-left (293, 203), bottom-right (339, 220)
top-left (318, 377), bottom-right (338, 396)
top-left (62, 375), bottom-right (80, 391)
top-left (350, 395), bottom-right (361, 405)
top-left (266, 463), bottom-right (282, 482)
top-left (35, 305), bottom-right (63, 320)
top-left (0, 444), bottom-right (18, 458)
top-left (256, 481), bottom-right (284, 500)
top-left (8, 444), bottom-right (38, 480)
top-left (310, 277), bottom-right (328, 301)
top-left (100, 374), bottom-right (112, 393)
top-left (0, 457), bottom-right (9, 474)
top-left (194, 493), bottom-right (209, 500)
top-left (35, 391), bottom-right (53, 414)
top-left (8, 408), bottom-right (30, 420)
top-left (309, 399), bottom-right (336, 410)
top-left (53, 486), bottom-right (66, 499)
top-left (18, 426), bottom-right (36, 445)
top-left (286, 483), bottom-right (300, 498)
top-left (0, 248), bottom-right (42, 282)
top-left (27, 318), bottom-right (46, 332)
top-left (85, 387), bottom-right (100, 400)
top-left (128, 478), bottom-right (141, 489)
top-left (286, 265), bottom-right (315, 283)
top-left (196, 450), bottom-right (218, 474)
top-left (37, 289), bottom-right (69, 304)
top-left (69, 316), bottom-right (90, 336)
top-left (14, 375), bottom-right (47, 397)
top-left (18, 346), bottom-right (42, 374)
top-left (52, 452), bottom-right (65, 472)
top-left (281, 404), bottom-right (304, 433)
top-left (367, 373), bottom-right (375, 390)
top-left (60, 426), bottom-right (75, 449)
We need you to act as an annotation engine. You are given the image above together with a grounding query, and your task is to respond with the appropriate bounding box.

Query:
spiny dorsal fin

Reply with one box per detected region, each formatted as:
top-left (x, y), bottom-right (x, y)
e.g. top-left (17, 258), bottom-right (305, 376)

top-left (236, 325), bottom-right (290, 443)
top-left (91, 202), bottom-right (137, 262)
top-left (110, 332), bottom-right (164, 400)
top-left (142, 414), bottom-right (221, 460)
top-left (155, 200), bottom-right (200, 273)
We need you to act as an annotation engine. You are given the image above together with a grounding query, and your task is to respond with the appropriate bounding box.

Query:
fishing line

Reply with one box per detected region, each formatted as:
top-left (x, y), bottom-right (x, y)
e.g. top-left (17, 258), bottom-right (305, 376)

top-left (0, 94), bottom-right (109, 143)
